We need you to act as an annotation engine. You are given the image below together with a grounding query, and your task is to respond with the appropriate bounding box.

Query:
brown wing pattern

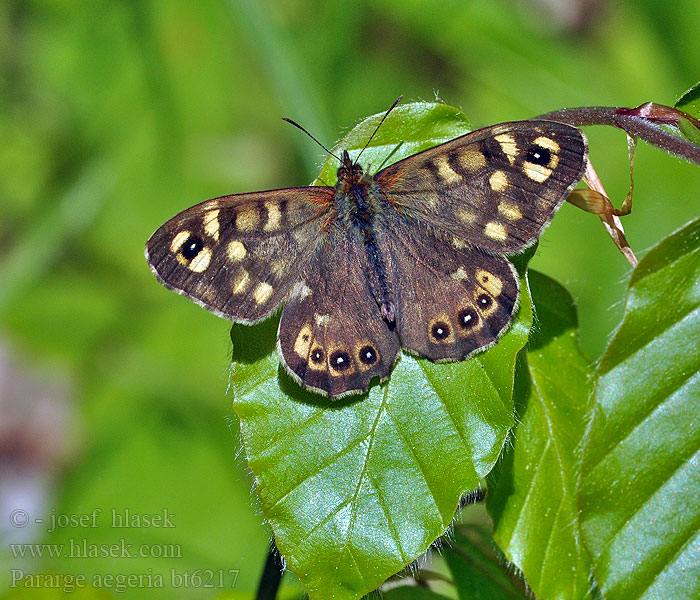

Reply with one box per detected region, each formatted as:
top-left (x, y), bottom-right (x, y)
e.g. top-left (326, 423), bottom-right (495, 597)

top-left (277, 230), bottom-right (400, 398)
top-left (145, 187), bottom-right (332, 323)
top-left (382, 216), bottom-right (520, 362)
top-left (376, 120), bottom-right (588, 253)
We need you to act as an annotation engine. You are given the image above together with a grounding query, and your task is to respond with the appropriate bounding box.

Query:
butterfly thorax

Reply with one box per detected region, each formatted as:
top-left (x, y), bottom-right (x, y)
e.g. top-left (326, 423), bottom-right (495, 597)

top-left (334, 151), bottom-right (381, 221)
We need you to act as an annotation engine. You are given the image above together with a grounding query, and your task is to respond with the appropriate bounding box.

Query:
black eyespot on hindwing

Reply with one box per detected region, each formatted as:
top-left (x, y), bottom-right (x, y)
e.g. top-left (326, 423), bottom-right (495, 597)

top-left (359, 345), bottom-right (377, 365)
top-left (330, 350), bottom-right (351, 371)
top-left (431, 322), bottom-right (451, 341)
top-left (458, 308), bottom-right (479, 329)
top-left (477, 294), bottom-right (493, 309)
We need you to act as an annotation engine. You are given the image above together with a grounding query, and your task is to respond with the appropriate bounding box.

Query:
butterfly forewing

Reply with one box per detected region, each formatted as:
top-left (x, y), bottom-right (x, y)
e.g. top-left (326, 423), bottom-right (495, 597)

top-left (145, 187), bottom-right (332, 323)
top-left (278, 229), bottom-right (400, 398)
top-left (376, 120), bottom-right (587, 253)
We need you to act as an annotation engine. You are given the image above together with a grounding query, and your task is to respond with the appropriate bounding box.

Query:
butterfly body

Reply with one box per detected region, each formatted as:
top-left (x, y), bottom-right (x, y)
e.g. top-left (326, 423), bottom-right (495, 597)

top-left (331, 150), bottom-right (398, 324)
top-left (146, 119), bottom-right (588, 398)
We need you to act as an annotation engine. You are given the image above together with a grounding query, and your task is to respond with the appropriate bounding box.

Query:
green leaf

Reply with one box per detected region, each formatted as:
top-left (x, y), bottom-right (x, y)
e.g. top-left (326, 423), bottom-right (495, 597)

top-left (674, 82), bottom-right (700, 144)
top-left (487, 271), bottom-right (596, 600)
top-left (678, 119), bottom-right (700, 145)
top-left (315, 102), bottom-right (472, 185)
top-left (675, 81), bottom-right (700, 119)
top-left (381, 586), bottom-right (454, 600)
top-left (678, 118), bottom-right (700, 146)
top-left (580, 217), bottom-right (700, 600)
top-left (442, 524), bottom-right (531, 600)
top-left (230, 103), bottom-right (533, 600)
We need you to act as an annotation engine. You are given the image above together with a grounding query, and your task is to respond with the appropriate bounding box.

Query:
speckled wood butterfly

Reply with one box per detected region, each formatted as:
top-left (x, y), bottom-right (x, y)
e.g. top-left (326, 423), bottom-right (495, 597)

top-left (146, 112), bottom-right (587, 398)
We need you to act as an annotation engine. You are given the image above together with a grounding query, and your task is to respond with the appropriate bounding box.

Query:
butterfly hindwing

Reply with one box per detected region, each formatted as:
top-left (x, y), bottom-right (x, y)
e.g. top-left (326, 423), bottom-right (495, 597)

top-left (382, 216), bottom-right (519, 361)
top-left (277, 229), bottom-right (400, 398)
top-left (376, 120), bottom-right (587, 253)
top-left (145, 187), bottom-right (332, 323)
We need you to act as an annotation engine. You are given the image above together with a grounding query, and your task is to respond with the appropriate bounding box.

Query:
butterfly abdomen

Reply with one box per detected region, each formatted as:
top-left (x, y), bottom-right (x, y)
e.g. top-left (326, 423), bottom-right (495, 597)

top-left (359, 224), bottom-right (396, 324)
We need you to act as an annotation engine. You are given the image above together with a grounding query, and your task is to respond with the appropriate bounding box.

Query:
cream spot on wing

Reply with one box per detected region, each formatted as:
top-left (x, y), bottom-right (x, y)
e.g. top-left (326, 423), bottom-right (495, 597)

top-left (489, 124), bottom-right (510, 136)
top-left (188, 248), bottom-right (212, 272)
top-left (204, 210), bottom-right (220, 241)
top-left (231, 270), bottom-right (250, 294)
top-left (227, 240), bottom-right (247, 261)
top-left (263, 201), bottom-right (282, 231)
top-left (495, 134), bottom-right (518, 164)
top-left (271, 260), bottom-right (288, 278)
top-left (537, 196), bottom-right (552, 210)
top-left (236, 208), bottom-right (259, 231)
top-left (498, 200), bottom-right (523, 221)
top-left (489, 170), bottom-right (508, 192)
top-left (534, 136), bottom-right (561, 153)
top-left (253, 282), bottom-right (274, 304)
top-left (435, 156), bottom-right (461, 184)
top-left (476, 269), bottom-right (503, 296)
top-left (523, 162), bottom-right (553, 182)
top-left (484, 221), bottom-right (508, 241)
top-left (424, 191), bottom-right (440, 208)
top-left (314, 313), bottom-right (330, 326)
top-left (459, 149), bottom-right (486, 170)
top-left (293, 324), bottom-right (313, 359)
top-left (456, 207), bottom-right (476, 224)
top-left (452, 237), bottom-right (468, 249)
top-left (292, 228), bottom-right (308, 244)
top-left (451, 266), bottom-right (468, 281)
top-left (291, 281), bottom-right (312, 299)
top-left (170, 230), bottom-right (191, 253)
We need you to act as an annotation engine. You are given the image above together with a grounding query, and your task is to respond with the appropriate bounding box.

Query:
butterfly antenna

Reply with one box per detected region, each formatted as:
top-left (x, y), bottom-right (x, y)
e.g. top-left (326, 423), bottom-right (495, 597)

top-left (282, 117), bottom-right (341, 162)
top-left (354, 95), bottom-right (403, 165)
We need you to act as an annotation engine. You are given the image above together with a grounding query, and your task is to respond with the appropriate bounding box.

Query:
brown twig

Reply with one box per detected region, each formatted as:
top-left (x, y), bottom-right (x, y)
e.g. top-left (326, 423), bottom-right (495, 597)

top-left (535, 105), bottom-right (700, 166)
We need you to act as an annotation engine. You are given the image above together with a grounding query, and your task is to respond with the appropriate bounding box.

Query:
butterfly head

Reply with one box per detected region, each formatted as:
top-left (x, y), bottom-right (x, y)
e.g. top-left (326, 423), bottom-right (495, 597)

top-left (336, 150), bottom-right (367, 186)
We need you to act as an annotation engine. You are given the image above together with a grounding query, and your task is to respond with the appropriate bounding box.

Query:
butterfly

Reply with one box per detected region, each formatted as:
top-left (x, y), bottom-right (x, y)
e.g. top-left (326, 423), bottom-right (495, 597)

top-left (145, 108), bottom-right (587, 399)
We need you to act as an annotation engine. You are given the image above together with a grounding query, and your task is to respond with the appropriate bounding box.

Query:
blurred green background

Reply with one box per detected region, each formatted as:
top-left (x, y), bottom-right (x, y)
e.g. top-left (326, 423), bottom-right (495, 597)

top-left (1, 0), bottom-right (698, 598)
